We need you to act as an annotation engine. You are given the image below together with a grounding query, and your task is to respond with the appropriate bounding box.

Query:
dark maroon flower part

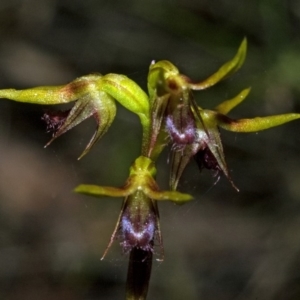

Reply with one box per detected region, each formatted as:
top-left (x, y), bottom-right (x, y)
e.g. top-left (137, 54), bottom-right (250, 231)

top-left (42, 110), bottom-right (71, 135)
top-left (120, 203), bottom-right (156, 253)
top-left (194, 147), bottom-right (221, 176)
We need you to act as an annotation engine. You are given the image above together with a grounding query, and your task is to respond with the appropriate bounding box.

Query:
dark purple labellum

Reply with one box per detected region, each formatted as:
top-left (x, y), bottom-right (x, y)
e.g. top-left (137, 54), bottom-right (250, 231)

top-left (42, 110), bottom-right (70, 135)
top-left (194, 147), bottom-right (221, 174)
top-left (100, 192), bottom-right (163, 260)
top-left (165, 114), bottom-right (195, 145)
top-left (120, 209), bottom-right (156, 253)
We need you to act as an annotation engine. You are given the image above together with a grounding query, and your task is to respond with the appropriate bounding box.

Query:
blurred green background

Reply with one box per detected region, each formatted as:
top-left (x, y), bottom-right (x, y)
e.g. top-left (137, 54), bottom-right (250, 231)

top-left (0, 0), bottom-right (300, 299)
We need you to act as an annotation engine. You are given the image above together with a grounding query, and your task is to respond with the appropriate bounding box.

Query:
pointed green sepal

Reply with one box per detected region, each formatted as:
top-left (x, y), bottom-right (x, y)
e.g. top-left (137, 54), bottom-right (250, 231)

top-left (0, 74), bottom-right (103, 105)
top-left (74, 185), bottom-right (129, 197)
top-left (189, 38), bottom-right (247, 90)
top-left (214, 88), bottom-right (251, 115)
top-left (217, 113), bottom-right (300, 132)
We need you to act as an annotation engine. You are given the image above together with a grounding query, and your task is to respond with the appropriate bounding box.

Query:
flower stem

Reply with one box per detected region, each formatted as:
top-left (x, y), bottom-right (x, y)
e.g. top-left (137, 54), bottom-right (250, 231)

top-left (125, 247), bottom-right (153, 300)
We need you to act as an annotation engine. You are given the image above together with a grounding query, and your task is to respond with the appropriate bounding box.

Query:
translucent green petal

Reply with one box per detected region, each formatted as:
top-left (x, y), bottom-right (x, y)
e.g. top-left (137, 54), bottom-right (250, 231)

top-left (45, 91), bottom-right (116, 159)
top-left (203, 120), bottom-right (239, 191)
top-left (214, 88), bottom-right (251, 115)
top-left (169, 144), bottom-right (198, 191)
top-left (189, 38), bottom-right (247, 90)
top-left (78, 92), bottom-right (116, 159)
top-left (147, 93), bottom-right (170, 157)
top-left (217, 113), bottom-right (300, 132)
top-left (199, 110), bottom-right (239, 191)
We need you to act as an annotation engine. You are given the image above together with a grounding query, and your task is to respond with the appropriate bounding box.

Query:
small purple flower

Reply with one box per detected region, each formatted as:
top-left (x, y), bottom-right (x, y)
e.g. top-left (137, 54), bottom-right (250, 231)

top-left (75, 156), bottom-right (192, 259)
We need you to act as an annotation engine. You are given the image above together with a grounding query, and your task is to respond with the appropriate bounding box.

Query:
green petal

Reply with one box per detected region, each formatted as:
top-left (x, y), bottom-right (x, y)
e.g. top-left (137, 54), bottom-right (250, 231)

top-left (147, 93), bottom-right (170, 157)
top-left (205, 122), bottom-right (239, 192)
top-left (169, 144), bottom-right (198, 191)
top-left (101, 73), bottom-right (150, 127)
top-left (189, 38), bottom-right (247, 90)
top-left (74, 184), bottom-right (129, 198)
top-left (147, 189), bottom-right (193, 203)
top-left (0, 85), bottom-right (65, 104)
top-left (214, 88), bottom-right (251, 115)
top-left (101, 73), bottom-right (151, 155)
top-left (147, 60), bottom-right (180, 99)
top-left (217, 113), bottom-right (300, 132)
top-left (78, 92), bottom-right (116, 159)
top-left (0, 74), bottom-right (103, 105)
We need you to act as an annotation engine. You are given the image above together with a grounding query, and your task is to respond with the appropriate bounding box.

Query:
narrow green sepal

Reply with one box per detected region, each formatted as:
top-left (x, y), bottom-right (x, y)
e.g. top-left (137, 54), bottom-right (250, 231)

top-left (214, 88), bottom-right (251, 115)
top-left (75, 184), bottom-right (128, 198)
top-left (217, 113), bottom-right (300, 132)
top-left (189, 38), bottom-right (247, 90)
top-left (0, 74), bottom-right (103, 105)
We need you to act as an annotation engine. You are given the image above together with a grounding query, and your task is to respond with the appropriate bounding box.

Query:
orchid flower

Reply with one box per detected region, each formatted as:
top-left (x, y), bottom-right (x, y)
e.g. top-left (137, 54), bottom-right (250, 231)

top-left (75, 156), bottom-right (192, 258)
top-left (0, 73), bottom-right (150, 159)
top-left (146, 39), bottom-right (300, 190)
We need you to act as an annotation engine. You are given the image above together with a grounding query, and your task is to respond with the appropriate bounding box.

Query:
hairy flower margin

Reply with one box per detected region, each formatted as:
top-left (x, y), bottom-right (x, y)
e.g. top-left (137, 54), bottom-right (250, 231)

top-left (0, 38), bottom-right (300, 300)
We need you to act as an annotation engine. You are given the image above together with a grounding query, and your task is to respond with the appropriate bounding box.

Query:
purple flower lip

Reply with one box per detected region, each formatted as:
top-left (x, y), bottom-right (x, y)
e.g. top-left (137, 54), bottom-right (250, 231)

top-left (120, 209), bottom-right (156, 253)
top-left (42, 109), bottom-right (71, 135)
top-left (166, 115), bottom-right (196, 145)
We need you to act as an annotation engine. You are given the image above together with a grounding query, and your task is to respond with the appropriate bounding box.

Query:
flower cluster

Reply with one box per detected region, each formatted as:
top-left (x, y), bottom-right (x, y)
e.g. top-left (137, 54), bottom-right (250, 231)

top-left (0, 38), bottom-right (299, 299)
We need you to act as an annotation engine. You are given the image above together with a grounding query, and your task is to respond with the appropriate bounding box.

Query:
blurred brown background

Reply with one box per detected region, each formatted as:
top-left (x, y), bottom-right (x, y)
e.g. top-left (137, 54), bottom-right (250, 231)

top-left (0, 0), bottom-right (300, 299)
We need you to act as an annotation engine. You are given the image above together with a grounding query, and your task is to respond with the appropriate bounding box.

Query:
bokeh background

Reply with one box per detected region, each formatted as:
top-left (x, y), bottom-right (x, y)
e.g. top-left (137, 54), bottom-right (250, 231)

top-left (0, 0), bottom-right (300, 299)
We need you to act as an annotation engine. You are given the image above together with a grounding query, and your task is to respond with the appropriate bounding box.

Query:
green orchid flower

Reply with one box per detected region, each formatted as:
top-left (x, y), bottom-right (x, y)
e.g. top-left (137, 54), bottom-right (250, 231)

top-left (146, 39), bottom-right (300, 190)
top-left (0, 73), bottom-right (150, 158)
top-left (75, 156), bottom-right (192, 258)
top-left (147, 39), bottom-right (247, 159)
top-left (170, 88), bottom-right (300, 190)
